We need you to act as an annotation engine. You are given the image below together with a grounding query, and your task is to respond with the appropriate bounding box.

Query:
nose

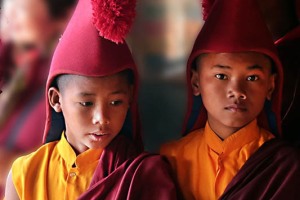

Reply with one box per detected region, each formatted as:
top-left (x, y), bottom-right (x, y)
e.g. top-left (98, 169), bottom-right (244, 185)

top-left (92, 106), bottom-right (110, 125)
top-left (227, 81), bottom-right (247, 100)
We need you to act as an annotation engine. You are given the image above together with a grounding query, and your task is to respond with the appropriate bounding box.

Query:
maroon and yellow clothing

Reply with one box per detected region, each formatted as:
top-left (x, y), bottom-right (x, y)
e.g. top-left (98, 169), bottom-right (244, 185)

top-left (161, 120), bottom-right (274, 199)
top-left (11, 133), bottom-right (102, 200)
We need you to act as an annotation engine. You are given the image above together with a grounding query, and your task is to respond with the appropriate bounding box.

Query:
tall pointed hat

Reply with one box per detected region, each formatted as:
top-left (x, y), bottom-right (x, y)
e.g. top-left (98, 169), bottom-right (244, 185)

top-left (44, 0), bottom-right (142, 147)
top-left (183, 0), bottom-right (283, 136)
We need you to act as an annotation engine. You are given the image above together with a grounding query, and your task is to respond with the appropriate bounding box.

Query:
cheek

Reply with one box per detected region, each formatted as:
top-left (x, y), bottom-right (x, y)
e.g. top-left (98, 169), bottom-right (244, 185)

top-left (247, 83), bottom-right (270, 100)
top-left (110, 107), bottom-right (129, 130)
top-left (62, 103), bottom-right (89, 124)
top-left (200, 79), bottom-right (225, 101)
top-left (243, 83), bottom-right (270, 114)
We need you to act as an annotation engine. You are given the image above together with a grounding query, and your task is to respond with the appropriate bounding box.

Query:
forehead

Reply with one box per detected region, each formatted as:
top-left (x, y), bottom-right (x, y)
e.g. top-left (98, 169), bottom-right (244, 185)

top-left (197, 52), bottom-right (272, 70)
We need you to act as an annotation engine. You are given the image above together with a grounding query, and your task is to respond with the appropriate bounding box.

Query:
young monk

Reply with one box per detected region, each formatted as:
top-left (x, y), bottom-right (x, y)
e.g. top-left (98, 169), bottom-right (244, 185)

top-left (161, 0), bottom-right (300, 199)
top-left (4, 0), bottom-right (177, 199)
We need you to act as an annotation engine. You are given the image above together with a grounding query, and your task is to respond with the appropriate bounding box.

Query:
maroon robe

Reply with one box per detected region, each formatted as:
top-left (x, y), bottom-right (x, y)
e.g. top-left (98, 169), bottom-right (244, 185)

top-left (220, 139), bottom-right (300, 200)
top-left (78, 135), bottom-right (178, 200)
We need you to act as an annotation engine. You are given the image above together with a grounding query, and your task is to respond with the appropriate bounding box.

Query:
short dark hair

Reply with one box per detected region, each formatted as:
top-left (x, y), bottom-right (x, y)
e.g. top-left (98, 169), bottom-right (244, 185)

top-left (192, 54), bottom-right (207, 71)
top-left (193, 53), bottom-right (276, 74)
top-left (51, 69), bottom-right (134, 92)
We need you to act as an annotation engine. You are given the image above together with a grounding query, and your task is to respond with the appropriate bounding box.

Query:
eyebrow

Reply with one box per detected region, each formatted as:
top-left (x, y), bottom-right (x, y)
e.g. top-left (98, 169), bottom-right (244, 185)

top-left (247, 64), bottom-right (264, 71)
top-left (77, 89), bottom-right (128, 97)
top-left (212, 64), bottom-right (264, 71)
top-left (110, 89), bottom-right (128, 95)
top-left (212, 65), bottom-right (231, 69)
top-left (78, 92), bottom-right (96, 97)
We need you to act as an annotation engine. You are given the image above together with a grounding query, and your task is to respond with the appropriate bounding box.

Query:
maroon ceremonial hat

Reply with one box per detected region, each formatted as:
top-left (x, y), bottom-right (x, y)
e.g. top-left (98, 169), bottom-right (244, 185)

top-left (43, 0), bottom-right (141, 146)
top-left (183, 0), bottom-right (283, 136)
top-left (202, 0), bottom-right (215, 20)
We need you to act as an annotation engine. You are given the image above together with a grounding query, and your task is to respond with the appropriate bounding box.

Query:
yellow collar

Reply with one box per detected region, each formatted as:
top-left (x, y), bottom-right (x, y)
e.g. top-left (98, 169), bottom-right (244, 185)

top-left (204, 119), bottom-right (261, 155)
top-left (57, 133), bottom-right (103, 169)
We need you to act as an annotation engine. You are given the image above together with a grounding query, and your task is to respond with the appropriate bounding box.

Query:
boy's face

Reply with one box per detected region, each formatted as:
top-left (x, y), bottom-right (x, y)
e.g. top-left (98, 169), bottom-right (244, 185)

top-left (48, 73), bottom-right (132, 154)
top-left (191, 52), bottom-right (275, 138)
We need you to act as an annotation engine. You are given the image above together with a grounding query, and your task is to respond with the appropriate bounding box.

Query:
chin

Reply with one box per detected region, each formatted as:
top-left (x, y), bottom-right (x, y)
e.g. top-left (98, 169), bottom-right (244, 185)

top-left (223, 119), bottom-right (250, 129)
top-left (88, 143), bottom-right (105, 150)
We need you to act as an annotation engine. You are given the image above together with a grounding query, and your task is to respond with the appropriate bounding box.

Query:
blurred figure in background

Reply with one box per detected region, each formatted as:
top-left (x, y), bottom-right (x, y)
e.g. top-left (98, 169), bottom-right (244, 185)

top-left (0, 0), bottom-right (76, 197)
top-left (0, 39), bottom-right (4, 94)
top-left (0, 46), bottom-right (3, 95)
top-left (257, 0), bottom-right (300, 145)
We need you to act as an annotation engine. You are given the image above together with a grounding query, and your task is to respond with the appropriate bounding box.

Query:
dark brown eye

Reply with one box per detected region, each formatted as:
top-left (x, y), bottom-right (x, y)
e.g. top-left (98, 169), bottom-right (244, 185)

top-left (80, 102), bottom-right (93, 107)
top-left (247, 75), bottom-right (259, 81)
top-left (110, 100), bottom-right (123, 106)
top-left (215, 74), bottom-right (228, 80)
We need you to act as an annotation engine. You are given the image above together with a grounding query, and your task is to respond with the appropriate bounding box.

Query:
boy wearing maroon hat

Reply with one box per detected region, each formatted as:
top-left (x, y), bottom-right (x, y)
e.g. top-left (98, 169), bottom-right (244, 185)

top-left (4, 0), bottom-right (177, 199)
top-left (161, 0), bottom-right (300, 199)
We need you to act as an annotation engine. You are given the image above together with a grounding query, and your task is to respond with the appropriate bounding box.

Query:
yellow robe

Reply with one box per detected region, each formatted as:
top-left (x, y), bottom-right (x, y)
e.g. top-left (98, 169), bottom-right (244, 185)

top-left (160, 120), bottom-right (274, 200)
top-left (11, 133), bottom-right (102, 200)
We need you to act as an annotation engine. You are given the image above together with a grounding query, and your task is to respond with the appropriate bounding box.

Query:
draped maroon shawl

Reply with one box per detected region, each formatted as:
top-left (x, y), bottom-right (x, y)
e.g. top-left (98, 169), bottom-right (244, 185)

top-left (78, 135), bottom-right (178, 200)
top-left (220, 139), bottom-right (300, 200)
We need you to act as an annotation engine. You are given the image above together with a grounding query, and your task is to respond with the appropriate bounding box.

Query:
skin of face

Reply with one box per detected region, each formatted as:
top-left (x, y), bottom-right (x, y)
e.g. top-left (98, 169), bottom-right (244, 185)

top-left (191, 52), bottom-right (276, 139)
top-left (48, 73), bottom-right (133, 154)
top-left (0, 0), bottom-right (58, 47)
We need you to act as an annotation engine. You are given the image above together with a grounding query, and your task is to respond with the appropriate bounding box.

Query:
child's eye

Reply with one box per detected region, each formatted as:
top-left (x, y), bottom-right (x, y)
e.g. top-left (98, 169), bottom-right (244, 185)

top-left (110, 100), bottom-right (123, 106)
top-left (80, 102), bottom-right (93, 107)
top-left (247, 75), bottom-right (259, 81)
top-left (215, 74), bottom-right (228, 80)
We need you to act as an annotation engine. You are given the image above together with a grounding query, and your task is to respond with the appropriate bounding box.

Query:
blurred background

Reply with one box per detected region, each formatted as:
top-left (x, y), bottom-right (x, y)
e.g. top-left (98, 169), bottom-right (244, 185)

top-left (128, 0), bottom-right (204, 152)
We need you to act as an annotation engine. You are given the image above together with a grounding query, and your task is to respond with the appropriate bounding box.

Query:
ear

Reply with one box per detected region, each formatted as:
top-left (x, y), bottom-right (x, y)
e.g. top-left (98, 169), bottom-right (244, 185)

top-left (191, 69), bottom-right (201, 96)
top-left (48, 87), bottom-right (62, 112)
top-left (267, 74), bottom-right (276, 100)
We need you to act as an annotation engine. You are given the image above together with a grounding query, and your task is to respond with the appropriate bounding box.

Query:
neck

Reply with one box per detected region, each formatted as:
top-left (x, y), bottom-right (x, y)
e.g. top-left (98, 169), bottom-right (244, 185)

top-left (207, 121), bottom-right (241, 140)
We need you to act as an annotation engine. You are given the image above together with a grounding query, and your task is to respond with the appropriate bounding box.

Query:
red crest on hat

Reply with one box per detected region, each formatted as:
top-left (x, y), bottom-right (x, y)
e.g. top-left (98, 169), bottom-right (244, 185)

top-left (91, 0), bottom-right (136, 44)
